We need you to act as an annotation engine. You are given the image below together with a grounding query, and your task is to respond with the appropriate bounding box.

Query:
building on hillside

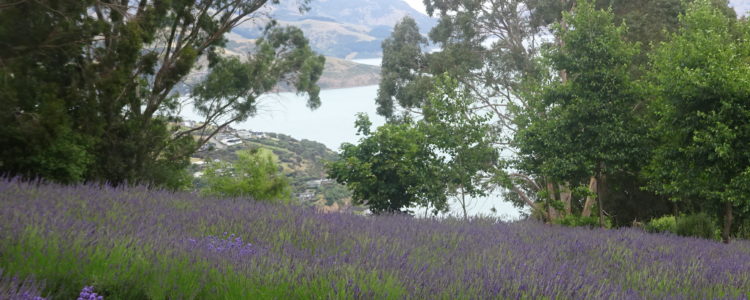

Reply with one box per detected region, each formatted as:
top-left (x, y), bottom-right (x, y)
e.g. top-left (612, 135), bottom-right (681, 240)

top-left (190, 158), bottom-right (205, 165)
top-left (220, 137), bottom-right (242, 146)
top-left (236, 130), bottom-right (254, 140)
top-left (298, 190), bottom-right (317, 202)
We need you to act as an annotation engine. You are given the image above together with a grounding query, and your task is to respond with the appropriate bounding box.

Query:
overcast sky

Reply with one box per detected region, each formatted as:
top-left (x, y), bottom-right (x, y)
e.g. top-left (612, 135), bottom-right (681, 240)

top-left (403, 0), bottom-right (427, 15)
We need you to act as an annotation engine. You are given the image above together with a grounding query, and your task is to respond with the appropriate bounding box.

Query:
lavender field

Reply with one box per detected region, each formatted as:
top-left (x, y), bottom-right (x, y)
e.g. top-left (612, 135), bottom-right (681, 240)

top-left (0, 178), bottom-right (749, 299)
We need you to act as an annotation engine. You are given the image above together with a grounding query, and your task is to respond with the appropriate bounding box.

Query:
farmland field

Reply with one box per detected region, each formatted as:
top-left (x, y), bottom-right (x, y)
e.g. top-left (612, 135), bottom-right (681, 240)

top-left (1, 178), bottom-right (749, 299)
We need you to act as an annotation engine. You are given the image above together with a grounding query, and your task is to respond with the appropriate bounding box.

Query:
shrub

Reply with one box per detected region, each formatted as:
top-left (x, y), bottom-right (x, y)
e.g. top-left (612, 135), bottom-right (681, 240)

top-left (554, 215), bottom-right (609, 228)
top-left (675, 213), bottom-right (719, 240)
top-left (735, 218), bottom-right (750, 240)
top-left (645, 215), bottom-right (677, 234)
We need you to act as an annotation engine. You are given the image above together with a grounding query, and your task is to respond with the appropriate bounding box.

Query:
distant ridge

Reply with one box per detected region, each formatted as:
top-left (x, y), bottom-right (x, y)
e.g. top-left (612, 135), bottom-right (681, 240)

top-left (231, 0), bottom-right (436, 59)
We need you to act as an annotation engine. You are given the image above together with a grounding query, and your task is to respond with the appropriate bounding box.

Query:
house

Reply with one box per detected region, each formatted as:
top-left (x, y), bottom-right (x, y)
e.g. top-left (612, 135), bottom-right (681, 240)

top-left (306, 179), bottom-right (324, 188)
top-left (236, 130), bottom-right (254, 140)
top-left (220, 137), bottom-right (242, 146)
top-left (298, 190), bottom-right (317, 202)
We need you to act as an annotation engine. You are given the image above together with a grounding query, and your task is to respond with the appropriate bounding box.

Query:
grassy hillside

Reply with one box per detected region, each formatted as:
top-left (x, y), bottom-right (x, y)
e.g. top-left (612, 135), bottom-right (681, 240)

top-left (2, 179), bottom-right (750, 299)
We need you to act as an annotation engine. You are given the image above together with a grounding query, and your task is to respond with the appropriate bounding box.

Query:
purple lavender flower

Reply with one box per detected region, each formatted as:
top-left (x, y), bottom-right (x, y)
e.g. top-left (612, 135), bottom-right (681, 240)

top-left (0, 269), bottom-right (46, 300)
top-left (3, 179), bottom-right (750, 299)
top-left (77, 285), bottom-right (103, 300)
top-left (189, 232), bottom-right (255, 257)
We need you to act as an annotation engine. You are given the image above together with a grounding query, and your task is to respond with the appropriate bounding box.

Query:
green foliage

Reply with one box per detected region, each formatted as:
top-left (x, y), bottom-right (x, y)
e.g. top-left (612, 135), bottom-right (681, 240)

top-left (320, 184), bottom-right (351, 206)
top-left (734, 217), bottom-right (750, 240)
top-left (514, 0), bottom-right (644, 182)
top-left (0, 0), bottom-right (321, 188)
top-left (421, 75), bottom-right (500, 218)
top-left (675, 213), bottom-right (719, 240)
top-left (646, 215), bottom-right (677, 234)
top-left (327, 114), bottom-right (448, 214)
top-left (333, 75), bottom-right (502, 215)
top-left (201, 149), bottom-right (291, 203)
top-left (554, 215), bottom-right (607, 228)
top-left (644, 0), bottom-right (750, 240)
top-left (376, 16), bottom-right (430, 118)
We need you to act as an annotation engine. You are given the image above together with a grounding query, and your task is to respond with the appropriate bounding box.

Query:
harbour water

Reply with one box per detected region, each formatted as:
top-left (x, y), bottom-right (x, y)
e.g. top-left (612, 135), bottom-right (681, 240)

top-left (181, 83), bottom-right (522, 219)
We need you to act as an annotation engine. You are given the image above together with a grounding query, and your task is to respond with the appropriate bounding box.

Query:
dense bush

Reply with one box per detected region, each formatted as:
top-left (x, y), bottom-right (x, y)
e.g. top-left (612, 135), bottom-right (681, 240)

top-left (675, 213), bottom-right (719, 240)
top-left (735, 218), bottom-right (750, 240)
top-left (646, 215), bottom-right (677, 234)
top-left (553, 215), bottom-right (607, 228)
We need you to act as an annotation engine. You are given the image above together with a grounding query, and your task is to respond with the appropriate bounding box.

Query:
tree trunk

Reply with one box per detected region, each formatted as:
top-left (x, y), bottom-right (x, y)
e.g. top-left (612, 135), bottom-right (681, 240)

top-left (511, 184), bottom-right (547, 220)
top-left (559, 183), bottom-right (572, 216)
top-left (460, 187), bottom-right (468, 220)
top-left (581, 176), bottom-right (597, 217)
top-left (546, 182), bottom-right (559, 222)
top-left (723, 201), bottom-right (733, 244)
top-left (596, 174), bottom-right (604, 228)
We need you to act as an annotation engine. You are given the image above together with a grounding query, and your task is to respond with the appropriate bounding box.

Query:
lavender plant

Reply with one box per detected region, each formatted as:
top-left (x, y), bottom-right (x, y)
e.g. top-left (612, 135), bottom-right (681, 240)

top-left (0, 269), bottom-right (46, 300)
top-left (0, 178), bottom-right (748, 299)
top-left (77, 286), bottom-right (103, 300)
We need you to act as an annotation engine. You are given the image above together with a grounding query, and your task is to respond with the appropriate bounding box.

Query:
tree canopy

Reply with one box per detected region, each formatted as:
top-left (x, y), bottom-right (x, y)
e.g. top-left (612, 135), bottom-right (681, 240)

top-left (327, 114), bottom-right (448, 214)
top-left (0, 0), bottom-right (324, 188)
top-left (644, 0), bottom-right (750, 242)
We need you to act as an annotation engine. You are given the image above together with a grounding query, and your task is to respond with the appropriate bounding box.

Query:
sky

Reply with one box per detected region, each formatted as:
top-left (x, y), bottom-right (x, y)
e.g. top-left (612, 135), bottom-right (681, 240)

top-left (729, 0), bottom-right (749, 16)
top-left (404, 0), bottom-right (428, 15)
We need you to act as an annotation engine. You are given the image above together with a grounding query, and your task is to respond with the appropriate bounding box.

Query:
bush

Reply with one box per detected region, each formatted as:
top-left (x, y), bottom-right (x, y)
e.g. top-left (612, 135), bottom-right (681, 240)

top-left (735, 218), bottom-right (750, 240)
top-left (675, 213), bottom-right (719, 240)
top-left (554, 215), bottom-right (610, 228)
top-left (645, 215), bottom-right (677, 234)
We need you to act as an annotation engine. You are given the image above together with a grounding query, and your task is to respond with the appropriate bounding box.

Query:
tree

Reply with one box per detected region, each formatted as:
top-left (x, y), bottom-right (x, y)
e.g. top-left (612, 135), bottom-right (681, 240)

top-left (645, 0), bottom-right (750, 243)
top-left (201, 149), bottom-right (291, 202)
top-left (374, 0), bottom-right (733, 223)
top-left (0, 0), bottom-right (324, 188)
top-left (0, 1), bottom-right (99, 183)
top-left (421, 75), bottom-right (499, 219)
top-left (512, 0), bottom-right (644, 226)
top-left (327, 114), bottom-right (448, 215)
top-left (376, 16), bottom-right (431, 119)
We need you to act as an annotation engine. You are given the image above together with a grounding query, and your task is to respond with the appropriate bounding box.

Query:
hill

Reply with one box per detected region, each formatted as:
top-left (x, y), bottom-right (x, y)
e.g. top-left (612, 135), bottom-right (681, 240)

top-left (2, 179), bottom-right (750, 298)
top-left (188, 128), bottom-right (355, 211)
top-left (231, 0), bottom-right (436, 59)
top-left (204, 32), bottom-right (381, 91)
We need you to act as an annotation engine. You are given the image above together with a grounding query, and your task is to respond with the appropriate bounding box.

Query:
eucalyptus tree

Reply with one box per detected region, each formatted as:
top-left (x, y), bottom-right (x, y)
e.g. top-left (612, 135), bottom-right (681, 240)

top-left (0, 0), bottom-right (324, 188)
top-left (421, 75), bottom-right (499, 219)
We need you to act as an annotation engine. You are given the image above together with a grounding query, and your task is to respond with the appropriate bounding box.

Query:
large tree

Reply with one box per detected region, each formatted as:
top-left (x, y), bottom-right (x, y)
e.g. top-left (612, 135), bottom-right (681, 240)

top-left (0, 0), bottom-right (324, 188)
top-left (512, 0), bottom-right (644, 226)
top-left (421, 75), bottom-right (499, 219)
top-left (645, 0), bottom-right (750, 243)
top-left (373, 0), bottom-right (731, 222)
